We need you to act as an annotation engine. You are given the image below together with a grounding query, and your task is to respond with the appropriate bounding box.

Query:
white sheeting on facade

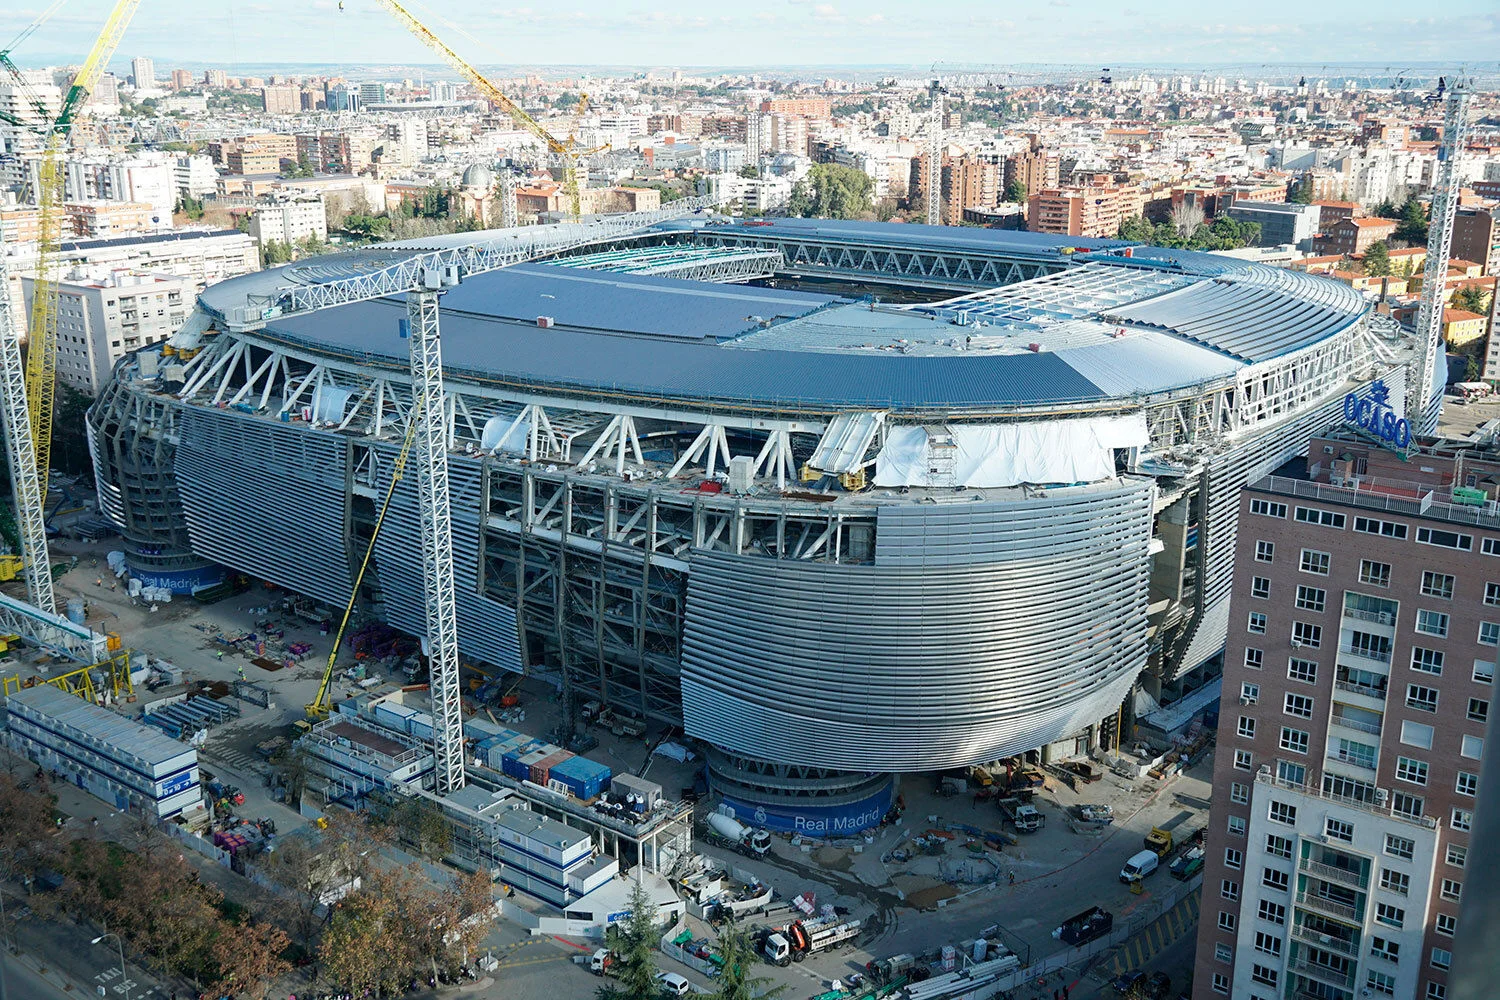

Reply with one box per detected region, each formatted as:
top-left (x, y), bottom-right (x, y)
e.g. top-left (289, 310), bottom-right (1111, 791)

top-left (873, 413), bottom-right (1148, 488)
top-left (481, 413), bottom-right (530, 454)
top-left (311, 385), bottom-right (352, 423)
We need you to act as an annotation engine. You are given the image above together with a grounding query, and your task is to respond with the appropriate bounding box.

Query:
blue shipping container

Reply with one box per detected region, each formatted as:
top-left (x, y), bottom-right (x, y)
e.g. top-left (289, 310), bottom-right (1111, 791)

top-left (500, 740), bottom-right (543, 780)
top-left (549, 756), bottom-right (612, 800)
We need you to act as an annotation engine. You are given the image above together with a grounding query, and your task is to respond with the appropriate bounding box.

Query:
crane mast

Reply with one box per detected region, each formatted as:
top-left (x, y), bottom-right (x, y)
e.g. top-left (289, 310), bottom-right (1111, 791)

top-left (0, 247), bottom-right (53, 614)
top-left (1409, 79), bottom-right (1472, 437)
top-left (926, 80), bottom-right (944, 226)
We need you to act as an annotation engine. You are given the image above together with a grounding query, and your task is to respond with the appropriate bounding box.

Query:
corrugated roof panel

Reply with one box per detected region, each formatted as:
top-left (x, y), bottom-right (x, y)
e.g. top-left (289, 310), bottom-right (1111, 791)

top-left (1055, 332), bottom-right (1243, 397)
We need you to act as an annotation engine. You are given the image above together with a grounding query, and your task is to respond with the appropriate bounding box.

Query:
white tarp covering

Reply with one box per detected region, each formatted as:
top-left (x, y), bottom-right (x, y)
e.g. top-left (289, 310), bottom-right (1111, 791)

top-left (481, 412), bottom-right (531, 454)
top-left (311, 385), bottom-right (352, 424)
top-left (873, 413), bottom-right (1148, 488)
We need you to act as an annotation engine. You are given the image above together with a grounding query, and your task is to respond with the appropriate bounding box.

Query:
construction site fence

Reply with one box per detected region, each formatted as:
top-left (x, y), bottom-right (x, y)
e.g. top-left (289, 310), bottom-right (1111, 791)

top-left (231, 680), bottom-right (271, 708)
top-left (987, 873), bottom-right (1203, 996)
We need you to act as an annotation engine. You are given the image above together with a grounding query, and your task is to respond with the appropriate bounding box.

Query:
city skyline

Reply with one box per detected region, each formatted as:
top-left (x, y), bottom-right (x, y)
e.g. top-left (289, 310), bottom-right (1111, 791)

top-left (3, 1), bottom-right (1499, 70)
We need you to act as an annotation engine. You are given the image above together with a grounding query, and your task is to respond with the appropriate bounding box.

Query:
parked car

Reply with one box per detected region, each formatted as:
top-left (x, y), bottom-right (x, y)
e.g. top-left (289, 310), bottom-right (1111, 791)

top-left (656, 971), bottom-right (691, 997)
top-left (1145, 971), bottom-right (1173, 999)
top-left (1111, 970), bottom-right (1145, 994)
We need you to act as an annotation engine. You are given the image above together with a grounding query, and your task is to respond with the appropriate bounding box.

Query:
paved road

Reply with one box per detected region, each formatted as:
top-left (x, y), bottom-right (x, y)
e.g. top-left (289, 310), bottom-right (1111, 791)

top-left (0, 948), bottom-right (70, 1000)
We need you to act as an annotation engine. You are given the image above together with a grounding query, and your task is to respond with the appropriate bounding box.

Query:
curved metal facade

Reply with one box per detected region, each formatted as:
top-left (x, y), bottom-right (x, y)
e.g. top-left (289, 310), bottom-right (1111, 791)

top-left (680, 481), bottom-right (1154, 771)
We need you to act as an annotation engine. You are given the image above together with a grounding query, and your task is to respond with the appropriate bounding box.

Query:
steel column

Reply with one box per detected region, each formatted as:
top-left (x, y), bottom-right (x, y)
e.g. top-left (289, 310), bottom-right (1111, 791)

top-left (408, 286), bottom-right (465, 793)
top-left (0, 247), bottom-right (54, 613)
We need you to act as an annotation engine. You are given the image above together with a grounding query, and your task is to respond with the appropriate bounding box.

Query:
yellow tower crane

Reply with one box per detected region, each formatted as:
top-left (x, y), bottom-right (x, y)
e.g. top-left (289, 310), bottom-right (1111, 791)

top-left (373, 0), bottom-right (604, 221)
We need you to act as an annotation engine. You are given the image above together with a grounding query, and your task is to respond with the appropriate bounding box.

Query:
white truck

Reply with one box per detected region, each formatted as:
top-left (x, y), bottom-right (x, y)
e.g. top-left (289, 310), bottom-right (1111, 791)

top-left (588, 948), bottom-right (618, 977)
top-left (705, 813), bottom-right (772, 858)
top-left (761, 915), bottom-right (863, 966)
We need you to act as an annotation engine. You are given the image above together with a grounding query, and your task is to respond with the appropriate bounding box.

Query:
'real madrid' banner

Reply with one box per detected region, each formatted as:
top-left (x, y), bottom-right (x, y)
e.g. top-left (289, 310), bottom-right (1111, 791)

top-left (1343, 379), bottom-right (1411, 449)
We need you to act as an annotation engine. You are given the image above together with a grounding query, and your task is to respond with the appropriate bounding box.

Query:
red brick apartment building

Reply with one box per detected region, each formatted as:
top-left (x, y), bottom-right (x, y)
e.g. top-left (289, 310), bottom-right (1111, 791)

top-left (1192, 422), bottom-right (1494, 1000)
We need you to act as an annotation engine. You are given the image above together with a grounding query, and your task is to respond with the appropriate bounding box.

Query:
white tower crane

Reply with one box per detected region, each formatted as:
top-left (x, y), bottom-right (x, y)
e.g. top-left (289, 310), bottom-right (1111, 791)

top-left (926, 79), bottom-right (945, 226)
top-left (1409, 77), bottom-right (1472, 437)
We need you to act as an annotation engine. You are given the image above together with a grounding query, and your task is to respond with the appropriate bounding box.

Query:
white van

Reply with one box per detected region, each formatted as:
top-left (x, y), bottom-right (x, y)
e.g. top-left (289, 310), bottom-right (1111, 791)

top-left (656, 971), bottom-right (692, 997)
top-left (1120, 849), bottom-right (1159, 882)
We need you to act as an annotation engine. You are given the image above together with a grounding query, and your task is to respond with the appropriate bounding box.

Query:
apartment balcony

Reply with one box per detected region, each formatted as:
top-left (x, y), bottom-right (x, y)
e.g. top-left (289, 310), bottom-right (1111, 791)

top-left (1325, 748), bottom-right (1378, 773)
top-left (1292, 990), bottom-right (1353, 1000)
top-left (1287, 956), bottom-right (1356, 991)
top-left (1295, 890), bottom-right (1361, 922)
top-left (1328, 712), bottom-right (1382, 737)
top-left (1299, 857), bottom-right (1369, 890)
top-left (1336, 642), bottom-right (1391, 666)
top-left (1342, 606), bottom-right (1396, 628)
top-left (1291, 924), bottom-right (1359, 958)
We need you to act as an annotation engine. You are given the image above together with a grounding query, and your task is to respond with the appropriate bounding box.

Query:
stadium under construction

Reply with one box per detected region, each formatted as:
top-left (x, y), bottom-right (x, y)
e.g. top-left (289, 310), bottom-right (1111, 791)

top-left (87, 217), bottom-right (1411, 832)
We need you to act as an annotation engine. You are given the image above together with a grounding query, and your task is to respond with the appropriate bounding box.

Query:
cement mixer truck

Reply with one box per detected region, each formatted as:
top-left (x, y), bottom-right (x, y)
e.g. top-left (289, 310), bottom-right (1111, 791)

top-left (704, 813), bottom-right (772, 858)
top-left (761, 915), bottom-right (863, 965)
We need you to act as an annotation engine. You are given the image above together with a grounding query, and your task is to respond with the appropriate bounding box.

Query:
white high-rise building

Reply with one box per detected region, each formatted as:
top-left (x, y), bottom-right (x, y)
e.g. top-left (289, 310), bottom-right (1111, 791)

top-left (130, 56), bottom-right (155, 89)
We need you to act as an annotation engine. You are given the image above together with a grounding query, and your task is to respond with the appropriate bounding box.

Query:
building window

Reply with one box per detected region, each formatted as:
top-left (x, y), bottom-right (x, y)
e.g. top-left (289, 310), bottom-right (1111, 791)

top-left (1241, 682), bottom-right (1261, 703)
top-left (1406, 684), bottom-right (1439, 712)
top-left (1250, 964), bottom-right (1277, 988)
top-left (1325, 818), bottom-right (1354, 843)
top-left (1447, 844), bottom-right (1468, 868)
top-left (1469, 699), bottom-right (1490, 724)
top-left (1227, 815), bottom-right (1247, 837)
top-left (1440, 878), bottom-right (1462, 902)
top-left (1255, 540), bottom-right (1274, 563)
top-left (1268, 800), bottom-right (1296, 825)
top-left (1276, 760), bottom-right (1306, 786)
top-left (1355, 516), bottom-right (1408, 539)
top-left (1284, 693), bottom-right (1313, 718)
top-left (1436, 913), bottom-right (1457, 937)
top-left (1395, 756), bottom-right (1429, 786)
top-left (1224, 847), bottom-right (1243, 870)
top-left (1237, 716), bottom-right (1257, 739)
top-left (1250, 499), bottom-right (1287, 518)
top-left (1395, 725), bottom-right (1433, 755)
top-left (1287, 658), bottom-right (1317, 683)
top-left (1431, 948), bottom-right (1452, 971)
top-left (1421, 571), bottom-right (1455, 599)
top-left (1380, 869), bottom-right (1411, 895)
top-left (1456, 771), bottom-right (1478, 797)
top-left (1384, 834), bottom-right (1415, 860)
top-left (1256, 898), bottom-right (1287, 927)
top-left (1211, 973), bottom-right (1230, 996)
top-left (1234, 749), bottom-right (1254, 770)
top-left (1480, 621), bottom-right (1500, 645)
top-left (1461, 734), bottom-right (1484, 759)
top-left (1244, 647), bottom-right (1263, 670)
top-left (1415, 611), bottom-right (1449, 638)
top-left (1217, 910), bottom-right (1236, 932)
top-left (1213, 942), bottom-right (1232, 963)
top-left (1426, 982), bottom-right (1447, 1000)
top-left (1292, 621), bottom-right (1321, 648)
top-left (1295, 585), bottom-right (1326, 612)
top-left (1453, 808), bottom-right (1473, 832)
top-left (1391, 791), bottom-right (1424, 820)
top-left (1376, 902), bottom-right (1405, 928)
top-left (1333, 737), bottom-right (1377, 769)
top-left (1253, 930), bottom-right (1281, 957)
top-left (1251, 576), bottom-right (1270, 599)
top-left (1410, 647), bottom-right (1445, 675)
top-left (1296, 506), bottom-right (1346, 528)
top-left (1247, 611), bottom-right (1267, 634)
top-left (1361, 559), bottom-right (1392, 587)
top-left (1367, 971), bottom-right (1397, 996)
top-left (1265, 834), bottom-right (1292, 859)
top-left (1416, 527), bottom-right (1472, 551)
top-left (1300, 549), bottom-right (1330, 575)
top-left (1370, 936), bottom-right (1400, 962)
top-left (1279, 727), bottom-right (1309, 754)
top-left (1230, 782), bottom-right (1249, 805)
top-left (1475, 659), bottom-right (1494, 684)
top-left (1221, 879), bottom-right (1240, 902)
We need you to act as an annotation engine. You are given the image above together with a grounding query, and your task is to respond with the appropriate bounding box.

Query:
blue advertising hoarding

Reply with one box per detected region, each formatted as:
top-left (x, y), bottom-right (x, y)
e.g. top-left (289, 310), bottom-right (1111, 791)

top-left (717, 777), bottom-right (895, 836)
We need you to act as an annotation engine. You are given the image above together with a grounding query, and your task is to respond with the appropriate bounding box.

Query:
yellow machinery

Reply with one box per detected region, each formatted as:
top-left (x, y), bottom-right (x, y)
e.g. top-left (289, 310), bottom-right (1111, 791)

top-left (374, 0), bottom-right (604, 221)
top-left (304, 411), bottom-right (421, 723)
top-left (19, 1), bottom-right (142, 510)
top-left (1, 650), bottom-right (134, 702)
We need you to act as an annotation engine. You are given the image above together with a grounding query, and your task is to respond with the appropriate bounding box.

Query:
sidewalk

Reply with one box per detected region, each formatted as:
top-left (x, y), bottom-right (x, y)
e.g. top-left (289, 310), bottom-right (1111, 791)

top-left (3, 890), bottom-right (170, 998)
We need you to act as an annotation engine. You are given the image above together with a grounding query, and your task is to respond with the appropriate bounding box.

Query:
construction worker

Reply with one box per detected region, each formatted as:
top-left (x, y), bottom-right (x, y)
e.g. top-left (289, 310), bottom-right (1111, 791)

top-left (216, 650), bottom-right (224, 661)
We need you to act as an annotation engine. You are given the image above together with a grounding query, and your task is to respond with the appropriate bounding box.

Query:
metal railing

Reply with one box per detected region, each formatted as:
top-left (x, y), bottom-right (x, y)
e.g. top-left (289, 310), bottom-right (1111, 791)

top-left (1337, 642), bottom-right (1392, 664)
top-left (1328, 713), bottom-right (1382, 736)
top-left (1257, 772), bottom-right (1438, 829)
top-left (1299, 857), bottom-right (1370, 890)
top-left (1259, 474), bottom-right (1500, 531)
top-left (1295, 890), bottom-right (1361, 922)
top-left (1326, 748), bottom-right (1379, 769)
top-left (1342, 607), bottom-right (1395, 626)
top-left (1333, 680), bottom-right (1387, 700)
top-left (1291, 924), bottom-right (1359, 958)
top-left (1287, 955), bottom-right (1357, 990)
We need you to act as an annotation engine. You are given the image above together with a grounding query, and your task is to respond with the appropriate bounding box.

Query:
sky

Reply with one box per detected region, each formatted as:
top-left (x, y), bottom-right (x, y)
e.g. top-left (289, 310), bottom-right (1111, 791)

top-left (4, 0), bottom-right (1500, 72)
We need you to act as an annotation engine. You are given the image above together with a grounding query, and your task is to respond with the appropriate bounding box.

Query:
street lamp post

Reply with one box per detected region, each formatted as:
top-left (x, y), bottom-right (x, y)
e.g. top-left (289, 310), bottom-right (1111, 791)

top-left (90, 933), bottom-right (130, 1000)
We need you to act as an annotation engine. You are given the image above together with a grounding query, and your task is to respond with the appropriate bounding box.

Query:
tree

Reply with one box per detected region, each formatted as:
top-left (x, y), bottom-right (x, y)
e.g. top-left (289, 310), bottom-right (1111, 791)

top-left (393, 795), bottom-right (453, 863)
top-left (1003, 178), bottom-right (1029, 205)
top-left (597, 881), bottom-right (659, 1000)
top-left (786, 180), bottom-right (813, 219)
top-left (1169, 201), bottom-right (1205, 239)
top-left (1454, 285), bottom-right (1492, 316)
top-left (710, 918), bottom-right (784, 1000)
top-left (1116, 215), bottom-right (1155, 242)
top-left (261, 240), bottom-right (294, 266)
top-left (737, 164), bottom-right (759, 179)
top-left (52, 382), bottom-right (96, 477)
top-left (1371, 198), bottom-right (1400, 219)
top-left (1395, 197), bottom-right (1428, 245)
top-left (1363, 240), bottom-right (1391, 277)
top-left (209, 916), bottom-right (291, 997)
top-left (786, 163), bottom-right (872, 220)
top-left (1288, 179), bottom-right (1313, 204)
top-left (176, 195), bottom-right (205, 220)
